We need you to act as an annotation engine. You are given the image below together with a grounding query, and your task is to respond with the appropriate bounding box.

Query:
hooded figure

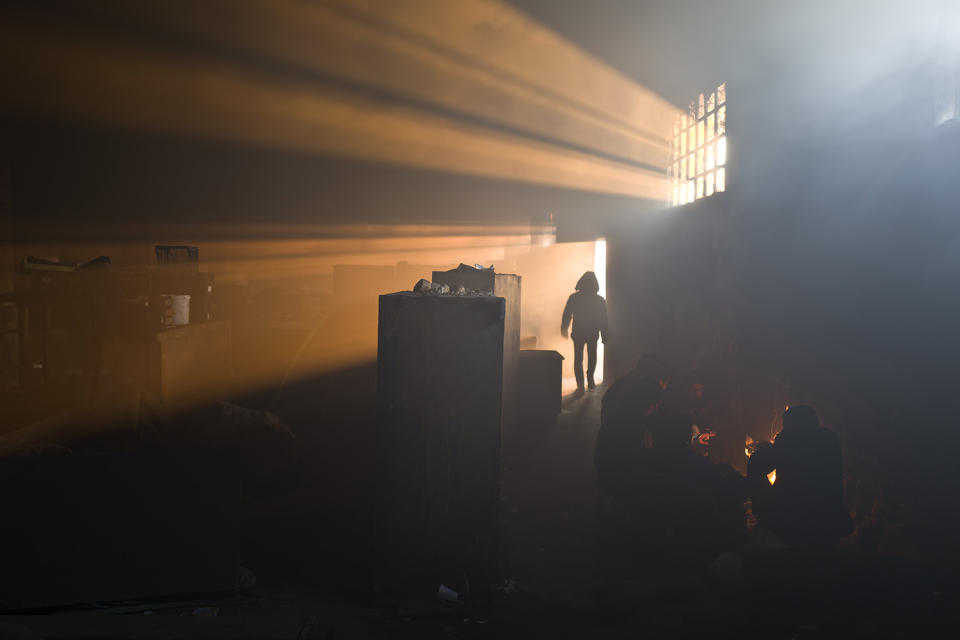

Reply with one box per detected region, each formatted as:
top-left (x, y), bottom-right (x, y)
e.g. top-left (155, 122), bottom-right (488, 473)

top-left (748, 405), bottom-right (852, 546)
top-left (561, 271), bottom-right (608, 392)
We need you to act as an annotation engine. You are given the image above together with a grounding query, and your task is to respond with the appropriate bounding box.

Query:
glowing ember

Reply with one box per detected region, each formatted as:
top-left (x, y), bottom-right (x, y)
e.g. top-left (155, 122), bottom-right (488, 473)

top-left (767, 469), bottom-right (777, 485)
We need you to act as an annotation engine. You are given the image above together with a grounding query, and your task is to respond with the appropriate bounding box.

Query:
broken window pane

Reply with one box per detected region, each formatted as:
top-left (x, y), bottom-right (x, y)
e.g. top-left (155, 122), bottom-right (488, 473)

top-left (716, 136), bottom-right (727, 165)
top-left (718, 82), bottom-right (726, 104)
top-left (706, 171), bottom-right (715, 196)
top-left (707, 92), bottom-right (716, 113)
top-left (706, 113), bottom-right (715, 141)
top-left (697, 120), bottom-right (704, 147)
top-left (688, 127), bottom-right (696, 151)
top-left (716, 167), bottom-right (726, 192)
top-left (717, 106), bottom-right (726, 135)
top-left (706, 143), bottom-right (715, 170)
top-left (681, 131), bottom-right (687, 155)
top-left (680, 157), bottom-right (687, 180)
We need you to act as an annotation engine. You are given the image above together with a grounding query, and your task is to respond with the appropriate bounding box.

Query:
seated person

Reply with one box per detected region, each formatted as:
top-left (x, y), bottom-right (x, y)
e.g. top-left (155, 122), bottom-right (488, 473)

top-left (595, 356), bottom-right (671, 500)
top-left (645, 413), bottom-right (744, 519)
top-left (748, 405), bottom-right (853, 546)
top-left (598, 411), bottom-right (746, 560)
top-left (600, 355), bottom-right (672, 427)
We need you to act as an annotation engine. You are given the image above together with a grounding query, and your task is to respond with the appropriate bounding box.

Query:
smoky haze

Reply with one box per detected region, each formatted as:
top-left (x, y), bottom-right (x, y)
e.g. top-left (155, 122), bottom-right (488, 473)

top-left (510, 0), bottom-right (960, 570)
top-left (4, 1), bottom-right (960, 628)
top-left (510, 0), bottom-right (960, 401)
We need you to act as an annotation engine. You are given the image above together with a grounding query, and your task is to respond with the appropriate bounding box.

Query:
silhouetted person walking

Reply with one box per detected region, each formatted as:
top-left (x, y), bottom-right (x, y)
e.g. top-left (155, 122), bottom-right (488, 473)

top-left (561, 271), bottom-right (607, 393)
top-left (748, 405), bottom-right (852, 546)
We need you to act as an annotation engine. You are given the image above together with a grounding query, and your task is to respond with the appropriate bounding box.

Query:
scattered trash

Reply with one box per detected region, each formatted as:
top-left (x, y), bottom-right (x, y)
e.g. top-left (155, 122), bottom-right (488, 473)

top-left (412, 279), bottom-right (450, 295)
top-left (437, 584), bottom-right (460, 603)
top-left (236, 566), bottom-right (257, 590)
top-left (497, 578), bottom-right (519, 595)
top-left (412, 278), bottom-right (492, 296)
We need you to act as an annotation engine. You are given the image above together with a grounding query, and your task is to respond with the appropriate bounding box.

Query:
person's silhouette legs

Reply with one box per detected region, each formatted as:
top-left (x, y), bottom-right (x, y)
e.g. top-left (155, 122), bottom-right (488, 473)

top-left (573, 337), bottom-right (586, 391)
top-left (586, 338), bottom-right (598, 389)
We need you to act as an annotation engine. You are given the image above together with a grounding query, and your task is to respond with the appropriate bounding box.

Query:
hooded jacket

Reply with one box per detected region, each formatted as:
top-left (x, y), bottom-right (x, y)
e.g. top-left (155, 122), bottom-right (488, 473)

top-left (561, 272), bottom-right (608, 341)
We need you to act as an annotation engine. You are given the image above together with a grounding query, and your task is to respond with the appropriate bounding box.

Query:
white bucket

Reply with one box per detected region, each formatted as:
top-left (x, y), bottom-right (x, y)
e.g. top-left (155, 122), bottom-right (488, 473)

top-left (161, 294), bottom-right (191, 327)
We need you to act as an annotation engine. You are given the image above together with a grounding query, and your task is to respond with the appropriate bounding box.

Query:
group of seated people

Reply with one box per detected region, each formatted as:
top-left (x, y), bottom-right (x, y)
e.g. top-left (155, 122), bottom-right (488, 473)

top-left (595, 356), bottom-right (852, 554)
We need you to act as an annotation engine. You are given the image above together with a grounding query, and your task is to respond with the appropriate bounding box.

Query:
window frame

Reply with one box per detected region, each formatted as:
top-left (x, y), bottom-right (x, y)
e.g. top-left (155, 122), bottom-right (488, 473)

top-left (671, 83), bottom-right (727, 206)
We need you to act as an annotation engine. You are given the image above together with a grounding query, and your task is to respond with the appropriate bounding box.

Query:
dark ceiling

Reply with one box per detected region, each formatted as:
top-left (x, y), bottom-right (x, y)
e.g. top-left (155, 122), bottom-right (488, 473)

top-left (504, 0), bottom-right (958, 108)
top-left (504, 0), bottom-right (754, 105)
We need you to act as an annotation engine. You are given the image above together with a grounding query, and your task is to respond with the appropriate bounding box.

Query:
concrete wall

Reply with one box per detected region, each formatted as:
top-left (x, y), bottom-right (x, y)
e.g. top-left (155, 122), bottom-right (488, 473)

top-left (604, 66), bottom-right (960, 559)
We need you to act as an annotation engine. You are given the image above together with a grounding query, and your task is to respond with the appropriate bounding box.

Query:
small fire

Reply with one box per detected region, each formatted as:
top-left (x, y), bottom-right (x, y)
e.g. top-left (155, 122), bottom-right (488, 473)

top-left (745, 435), bottom-right (777, 484)
top-left (745, 430), bottom-right (781, 459)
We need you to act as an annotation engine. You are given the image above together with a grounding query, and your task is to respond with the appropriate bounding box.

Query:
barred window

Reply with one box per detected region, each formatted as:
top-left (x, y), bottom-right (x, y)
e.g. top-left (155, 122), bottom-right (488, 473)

top-left (672, 83), bottom-right (726, 206)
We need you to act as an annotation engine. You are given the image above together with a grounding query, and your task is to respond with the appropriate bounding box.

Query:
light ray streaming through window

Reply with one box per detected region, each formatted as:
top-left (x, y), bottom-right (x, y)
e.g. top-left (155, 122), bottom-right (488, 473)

top-left (672, 83), bottom-right (726, 206)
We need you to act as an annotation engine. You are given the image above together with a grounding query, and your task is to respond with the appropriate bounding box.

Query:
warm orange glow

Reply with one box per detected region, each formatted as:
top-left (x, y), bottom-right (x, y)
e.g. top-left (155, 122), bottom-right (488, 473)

top-left (0, 0), bottom-right (679, 200)
top-left (1, 224), bottom-right (613, 426)
top-left (767, 469), bottom-right (777, 485)
top-left (0, 0), bottom-right (684, 443)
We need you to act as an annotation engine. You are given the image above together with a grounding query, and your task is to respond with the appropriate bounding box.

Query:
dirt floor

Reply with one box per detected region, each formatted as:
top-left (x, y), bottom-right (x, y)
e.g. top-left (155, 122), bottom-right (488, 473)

top-left (1, 384), bottom-right (954, 638)
top-left (500, 387), bottom-right (609, 605)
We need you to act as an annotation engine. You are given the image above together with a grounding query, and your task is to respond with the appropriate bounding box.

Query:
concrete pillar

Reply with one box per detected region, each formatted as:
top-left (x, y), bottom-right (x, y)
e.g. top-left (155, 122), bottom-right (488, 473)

top-left (375, 292), bottom-right (504, 599)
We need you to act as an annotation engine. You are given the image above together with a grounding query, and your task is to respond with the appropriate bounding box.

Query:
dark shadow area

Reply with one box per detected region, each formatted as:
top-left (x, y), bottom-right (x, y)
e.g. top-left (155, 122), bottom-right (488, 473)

top-left (4, 1), bottom-right (960, 637)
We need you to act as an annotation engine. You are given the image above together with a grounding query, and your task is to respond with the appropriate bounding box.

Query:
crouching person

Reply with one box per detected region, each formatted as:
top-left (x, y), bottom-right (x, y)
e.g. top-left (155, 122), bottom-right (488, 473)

top-left (748, 405), bottom-right (852, 547)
